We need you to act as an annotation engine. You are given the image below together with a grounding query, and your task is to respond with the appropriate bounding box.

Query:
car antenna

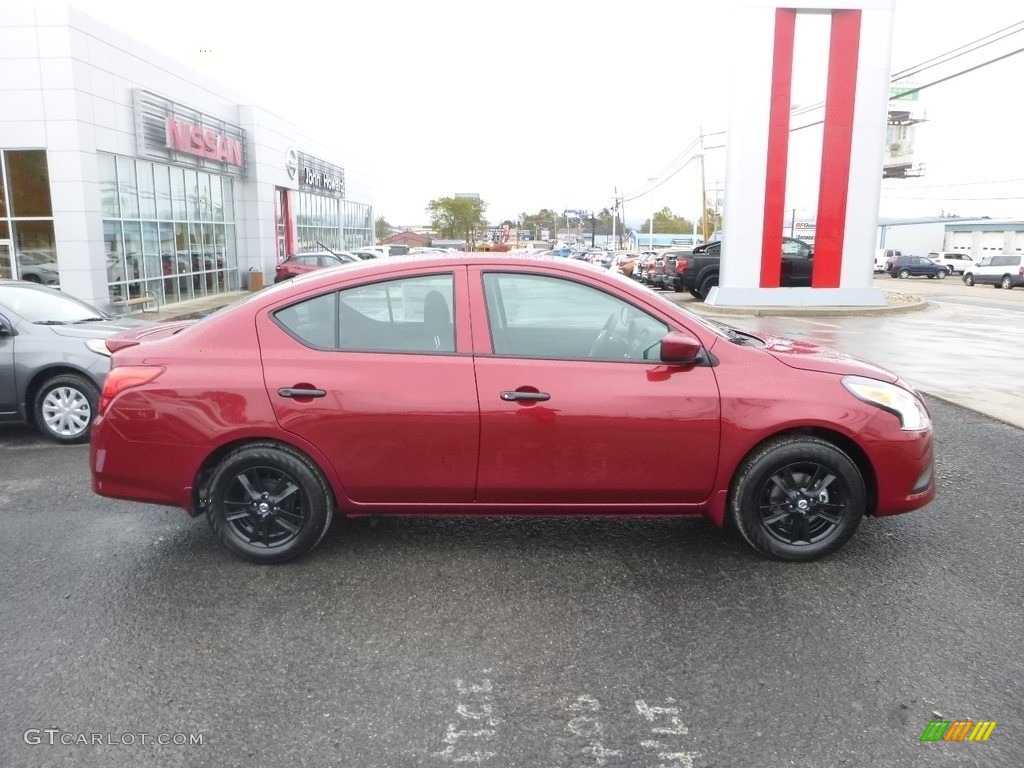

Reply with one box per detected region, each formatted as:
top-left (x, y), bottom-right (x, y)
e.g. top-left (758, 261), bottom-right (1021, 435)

top-left (315, 241), bottom-right (341, 258)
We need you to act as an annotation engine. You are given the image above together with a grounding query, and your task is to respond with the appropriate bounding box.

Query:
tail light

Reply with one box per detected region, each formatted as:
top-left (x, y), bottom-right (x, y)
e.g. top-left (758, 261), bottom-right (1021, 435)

top-left (98, 366), bottom-right (164, 415)
top-left (675, 258), bottom-right (688, 274)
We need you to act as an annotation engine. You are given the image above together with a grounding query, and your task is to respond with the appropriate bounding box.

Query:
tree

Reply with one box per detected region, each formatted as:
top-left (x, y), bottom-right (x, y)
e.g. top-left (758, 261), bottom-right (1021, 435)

top-left (374, 215), bottom-right (392, 240)
top-left (518, 208), bottom-right (561, 238)
top-left (637, 207), bottom-right (695, 234)
top-left (427, 196), bottom-right (489, 243)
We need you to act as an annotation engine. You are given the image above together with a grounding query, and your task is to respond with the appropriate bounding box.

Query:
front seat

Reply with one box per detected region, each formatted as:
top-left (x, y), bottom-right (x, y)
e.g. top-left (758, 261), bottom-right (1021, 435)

top-left (422, 290), bottom-right (453, 351)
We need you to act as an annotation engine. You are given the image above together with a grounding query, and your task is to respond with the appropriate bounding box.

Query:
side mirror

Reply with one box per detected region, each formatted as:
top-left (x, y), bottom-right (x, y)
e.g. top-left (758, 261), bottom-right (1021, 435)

top-left (660, 331), bottom-right (702, 365)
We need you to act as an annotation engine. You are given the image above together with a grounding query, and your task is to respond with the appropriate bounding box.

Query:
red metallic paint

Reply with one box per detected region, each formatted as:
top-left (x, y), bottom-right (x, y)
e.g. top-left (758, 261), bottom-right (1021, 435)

top-left (90, 256), bottom-right (935, 536)
top-left (761, 7), bottom-right (796, 288)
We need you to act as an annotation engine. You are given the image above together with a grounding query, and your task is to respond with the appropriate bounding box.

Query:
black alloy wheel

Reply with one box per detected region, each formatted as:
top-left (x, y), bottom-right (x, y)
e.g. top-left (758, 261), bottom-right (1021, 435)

top-left (730, 437), bottom-right (865, 561)
top-left (207, 444), bottom-right (333, 563)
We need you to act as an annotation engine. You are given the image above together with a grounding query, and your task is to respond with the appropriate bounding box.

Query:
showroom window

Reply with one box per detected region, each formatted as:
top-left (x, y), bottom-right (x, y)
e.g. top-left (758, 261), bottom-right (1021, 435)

top-left (98, 153), bottom-right (239, 306)
top-left (0, 150), bottom-right (57, 285)
top-left (295, 192), bottom-right (372, 255)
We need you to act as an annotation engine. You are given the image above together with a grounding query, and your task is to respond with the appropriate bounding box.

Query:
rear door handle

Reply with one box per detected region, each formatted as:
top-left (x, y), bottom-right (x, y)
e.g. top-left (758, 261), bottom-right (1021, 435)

top-left (500, 391), bottom-right (550, 402)
top-left (278, 387), bottom-right (327, 398)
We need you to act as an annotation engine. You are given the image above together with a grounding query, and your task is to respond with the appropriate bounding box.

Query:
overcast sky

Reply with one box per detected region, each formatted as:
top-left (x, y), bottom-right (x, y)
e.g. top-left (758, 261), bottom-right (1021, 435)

top-left (61, 0), bottom-right (1024, 227)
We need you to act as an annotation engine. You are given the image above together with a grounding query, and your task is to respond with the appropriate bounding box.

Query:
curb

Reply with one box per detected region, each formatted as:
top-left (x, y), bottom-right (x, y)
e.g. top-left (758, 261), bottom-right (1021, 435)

top-left (664, 293), bottom-right (932, 318)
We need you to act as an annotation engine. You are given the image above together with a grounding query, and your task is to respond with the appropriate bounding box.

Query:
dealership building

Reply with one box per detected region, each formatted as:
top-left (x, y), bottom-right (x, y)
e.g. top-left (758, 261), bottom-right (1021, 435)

top-left (0, 5), bottom-right (374, 312)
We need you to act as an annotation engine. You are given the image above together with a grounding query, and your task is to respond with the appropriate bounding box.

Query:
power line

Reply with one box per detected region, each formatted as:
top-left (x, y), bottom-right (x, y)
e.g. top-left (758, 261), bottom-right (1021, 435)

top-left (891, 19), bottom-right (1024, 79)
top-left (791, 44), bottom-right (1024, 132)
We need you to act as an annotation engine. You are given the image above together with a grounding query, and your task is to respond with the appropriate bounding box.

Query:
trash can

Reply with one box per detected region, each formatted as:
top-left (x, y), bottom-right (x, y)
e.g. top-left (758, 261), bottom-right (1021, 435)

top-left (248, 267), bottom-right (264, 292)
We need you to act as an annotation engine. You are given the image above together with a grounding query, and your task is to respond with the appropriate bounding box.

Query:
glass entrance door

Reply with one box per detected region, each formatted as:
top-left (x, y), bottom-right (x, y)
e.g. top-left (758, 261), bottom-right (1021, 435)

top-left (0, 241), bottom-right (12, 280)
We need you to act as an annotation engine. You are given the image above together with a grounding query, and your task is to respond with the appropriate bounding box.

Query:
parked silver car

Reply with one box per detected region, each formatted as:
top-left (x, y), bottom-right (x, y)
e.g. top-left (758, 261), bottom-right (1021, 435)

top-left (0, 280), bottom-right (148, 443)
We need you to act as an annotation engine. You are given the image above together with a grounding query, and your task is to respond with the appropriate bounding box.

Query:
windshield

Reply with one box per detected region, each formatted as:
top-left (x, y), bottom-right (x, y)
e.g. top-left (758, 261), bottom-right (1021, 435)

top-left (602, 267), bottom-right (738, 341)
top-left (0, 284), bottom-right (108, 324)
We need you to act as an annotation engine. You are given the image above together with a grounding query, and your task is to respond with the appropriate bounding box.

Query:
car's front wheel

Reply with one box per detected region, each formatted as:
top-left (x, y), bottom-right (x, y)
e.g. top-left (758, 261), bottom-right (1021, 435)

top-left (963, 273), bottom-right (975, 286)
top-left (730, 437), bottom-right (865, 561)
top-left (688, 289), bottom-right (704, 300)
top-left (34, 373), bottom-right (99, 444)
top-left (206, 443), bottom-right (334, 564)
top-left (935, 270), bottom-right (946, 279)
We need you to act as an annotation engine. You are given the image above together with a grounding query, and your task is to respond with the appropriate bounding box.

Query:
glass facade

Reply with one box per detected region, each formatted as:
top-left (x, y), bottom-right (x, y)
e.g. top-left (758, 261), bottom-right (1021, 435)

top-left (0, 150), bottom-right (58, 285)
top-left (295, 191), bottom-right (372, 254)
top-left (99, 152), bottom-right (239, 305)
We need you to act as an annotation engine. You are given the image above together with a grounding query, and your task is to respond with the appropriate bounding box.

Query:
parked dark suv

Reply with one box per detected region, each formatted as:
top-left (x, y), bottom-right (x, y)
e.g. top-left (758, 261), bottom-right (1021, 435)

top-left (886, 255), bottom-right (948, 280)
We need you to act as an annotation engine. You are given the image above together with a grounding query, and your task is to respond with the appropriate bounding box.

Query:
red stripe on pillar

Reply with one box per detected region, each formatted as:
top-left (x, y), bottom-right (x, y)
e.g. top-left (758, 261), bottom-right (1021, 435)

top-left (760, 8), bottom-right (796, 288)
top-left (813, 9), bottom-right (861, 288)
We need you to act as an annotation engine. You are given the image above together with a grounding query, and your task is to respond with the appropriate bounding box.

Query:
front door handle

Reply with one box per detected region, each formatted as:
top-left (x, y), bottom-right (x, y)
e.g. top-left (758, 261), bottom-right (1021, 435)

top-left (500, 391), bottom-right (550, 402)
top-left (278, 387), bottom-right (327, 398)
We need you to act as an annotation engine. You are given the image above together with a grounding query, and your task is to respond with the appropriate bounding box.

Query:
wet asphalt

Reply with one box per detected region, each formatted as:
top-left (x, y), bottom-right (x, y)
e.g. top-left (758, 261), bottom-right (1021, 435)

top-left (1, 393), bottom-right (1022, 768)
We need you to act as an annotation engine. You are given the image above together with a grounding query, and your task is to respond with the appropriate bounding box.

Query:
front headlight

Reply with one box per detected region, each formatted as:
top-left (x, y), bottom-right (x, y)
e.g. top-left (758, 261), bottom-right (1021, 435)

top-left (842, 376), bottom-right (931, 431)
top-left (85, 339), bottom-right (111, 357)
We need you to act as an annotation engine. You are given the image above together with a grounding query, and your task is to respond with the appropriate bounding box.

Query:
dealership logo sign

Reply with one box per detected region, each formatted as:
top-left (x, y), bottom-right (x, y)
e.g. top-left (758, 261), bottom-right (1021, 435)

top-left (165, 117), bottom-right (244, 167)
top-left (285, 148), bottom-right (298, 179)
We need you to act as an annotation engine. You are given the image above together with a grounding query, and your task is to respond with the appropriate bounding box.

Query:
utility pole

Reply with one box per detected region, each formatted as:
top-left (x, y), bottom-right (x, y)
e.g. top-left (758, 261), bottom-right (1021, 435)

top-left (700, 127), bottom-right (710, 242)
top-left (611, 186), bottom-right (617, 251)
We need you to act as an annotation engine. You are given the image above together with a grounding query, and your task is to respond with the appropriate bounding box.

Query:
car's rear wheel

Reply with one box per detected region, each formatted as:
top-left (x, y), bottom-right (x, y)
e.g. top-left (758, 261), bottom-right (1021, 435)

top-left (207, 444), bottom-right (334, 564)
top-left (699, 275), bottom-right (718, 298)
top-left (730, 437), bottom-right (865, 561)
top-left (1001, 276), bottom-right (1013, 290)
top-left (898, 269), bottom-right (910, 279)
top-left (34, 373), bottom-right (99, 444)
top-left (963, 273), bottom-right (975, 286)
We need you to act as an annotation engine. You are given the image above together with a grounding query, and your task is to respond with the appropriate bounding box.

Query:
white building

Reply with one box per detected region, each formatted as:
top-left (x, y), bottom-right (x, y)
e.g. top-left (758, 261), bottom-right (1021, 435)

top-left (0, 5), bottom-right (374, 312)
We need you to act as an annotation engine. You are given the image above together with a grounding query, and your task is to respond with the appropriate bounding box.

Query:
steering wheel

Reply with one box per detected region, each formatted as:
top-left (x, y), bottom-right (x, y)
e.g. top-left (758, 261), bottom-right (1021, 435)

top-left (625, 327), bottom-right (656, 360)
top-left (587, 312), bottom-right (620, 358)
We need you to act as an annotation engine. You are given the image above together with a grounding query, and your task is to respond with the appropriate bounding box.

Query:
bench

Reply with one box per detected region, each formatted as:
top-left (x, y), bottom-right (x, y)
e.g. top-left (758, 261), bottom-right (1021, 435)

top-left (111, 290), bottom-right (160, 315)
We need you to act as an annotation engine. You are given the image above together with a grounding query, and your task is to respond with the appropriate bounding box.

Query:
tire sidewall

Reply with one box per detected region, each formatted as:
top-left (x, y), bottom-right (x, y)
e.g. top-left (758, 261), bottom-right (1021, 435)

top-left (34, 373), bottom-right (99, 445)
top-left (207, 444), bottom-right (333, 564)
top-left (730, 438), bottom-right (866, 561)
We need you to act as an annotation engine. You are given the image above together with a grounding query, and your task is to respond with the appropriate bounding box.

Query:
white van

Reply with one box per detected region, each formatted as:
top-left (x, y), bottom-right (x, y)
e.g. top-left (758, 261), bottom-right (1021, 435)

top-left (927, 251), bottom-right (976, 275)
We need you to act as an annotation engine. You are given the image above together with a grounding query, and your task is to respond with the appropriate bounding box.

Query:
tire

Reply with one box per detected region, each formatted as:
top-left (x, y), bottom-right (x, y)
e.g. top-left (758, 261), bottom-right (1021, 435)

top-left (699, 275), bottom-right (718, 298)
top-left (963, 273), bottom-right (975, 287)
top-left (22, 274), bottom-right (42, 283)
top-left (206, 443), bottom-right (334, 564)
top-left (945, 266), bottom-right (954, 275)
top-left (898, 269), bottom-right (910, 279)
top-left (33, 373), bottom-right (99, 444)
top-left (729, 437), bottom-right (866, 561)
top-left (1001, 276), bottom-right (1013, 290)
top-left (688, 289), bottom-right (704, 300)
top-left (935, 270), bottom-right (946, 279)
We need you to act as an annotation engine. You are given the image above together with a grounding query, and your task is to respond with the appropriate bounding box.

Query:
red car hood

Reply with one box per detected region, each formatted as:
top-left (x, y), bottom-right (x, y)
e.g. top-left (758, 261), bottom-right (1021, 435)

top-left (105, 320), bottom-right (197, 352)
top-left (761, 335), bottom-right (899, 383)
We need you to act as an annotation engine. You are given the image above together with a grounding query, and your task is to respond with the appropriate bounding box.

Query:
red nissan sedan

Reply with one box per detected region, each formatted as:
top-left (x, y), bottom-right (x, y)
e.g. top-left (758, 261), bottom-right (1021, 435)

top-left (90, 255), bottom-right (935, 564)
